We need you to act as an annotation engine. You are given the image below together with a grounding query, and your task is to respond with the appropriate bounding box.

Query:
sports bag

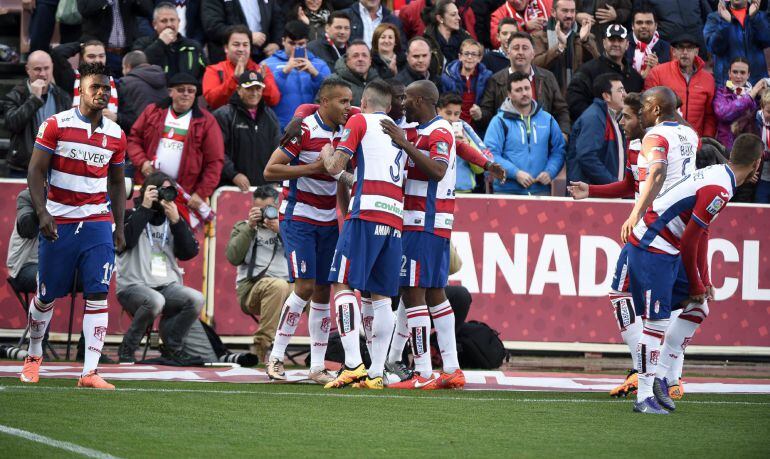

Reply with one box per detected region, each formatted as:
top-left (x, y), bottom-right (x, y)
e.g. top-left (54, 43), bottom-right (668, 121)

top-left (457, 321), bottom-right (508, 369)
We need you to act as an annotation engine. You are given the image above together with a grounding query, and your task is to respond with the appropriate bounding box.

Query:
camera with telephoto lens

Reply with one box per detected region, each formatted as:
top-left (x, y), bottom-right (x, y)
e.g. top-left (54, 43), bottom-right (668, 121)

top-left (158, 186), bottom-right (178, 202)
top-left (260, 205), bottom-right (279, 222)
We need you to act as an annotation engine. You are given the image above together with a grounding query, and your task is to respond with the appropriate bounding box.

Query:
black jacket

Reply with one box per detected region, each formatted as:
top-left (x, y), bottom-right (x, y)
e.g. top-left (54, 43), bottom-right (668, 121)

top-left (132, 34), bottom-right (207, 80)
top-left (212, 94), bottom-right (281, 187)
top-left (201, 0), bottom-right (284, 64)
top-left (342, 2), bottom-right (405, 48)
top-left (371, 52), bottom-right (405, 80)
top-left (123, 206), bottom-right (199, 260)
top-left (332, 56), bottom-right (381, 106)
top-left (307, 36), bottom-right (346, 73)
top-left (77, 0), bottom-right (154, 47)
top-left (51, 42), bottom-right (83, 96)
top-left (0, 82), bottom-right (71, 171)
top-left (117, 63), bottom-right (168, 132)
top-left (395, 65), bottom-right (443, 91)
top-left (566, 55), bottom-right (644, 121)
top-left (634, 0), bottom-right (712, 45)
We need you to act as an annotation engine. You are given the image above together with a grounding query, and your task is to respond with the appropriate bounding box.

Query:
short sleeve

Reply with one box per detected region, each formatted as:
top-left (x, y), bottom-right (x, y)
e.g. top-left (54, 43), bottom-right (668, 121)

top-left (429, 127), bottom-right (454, 164)
top-left (33, 116), bottom-right (59, 154)
top-left (691, 185), bottom-right (730, 228)
top-left (642, 134), bottom-right (669, 164)
top-left (337, 114), bottom-right (367, 157)
top-left (111, 132), bottom-right (127, 165)
top-left (280, 122), bottom-right (309, 159)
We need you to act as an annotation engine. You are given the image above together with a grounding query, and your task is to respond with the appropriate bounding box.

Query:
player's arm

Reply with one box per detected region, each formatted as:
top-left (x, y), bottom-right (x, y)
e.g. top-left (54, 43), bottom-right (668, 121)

top-left (456, 141), bottom-right (506, 183)
top-left (571, 170), bottom-right (635, 200)
top-left (699, 228), bottom-right (715, 300)
top-left (380, 118), bottom-right (447, 181)
top-left (264, 148), bottom-right (325, 181)
top-left (321, 144), bottom-right (351, 180)
top-left (337, 179), bottom-right (351, 218)
top-left (27, 147), bottom-right (56, 240)
top-left (680, 221), bottom-right (708, 303)
top-left (108, 160), bottom-right (127, 253)
top-left (620, 135), bottom-right (668, 242)
top-left (681, 187), bottom-right (727, 302)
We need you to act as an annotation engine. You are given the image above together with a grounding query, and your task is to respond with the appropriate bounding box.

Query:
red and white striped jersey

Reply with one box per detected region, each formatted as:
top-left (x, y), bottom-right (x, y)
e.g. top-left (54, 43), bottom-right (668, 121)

top-left (630, 165), bottom-right (735, 255)
top-left (34, 108), bottom-right (126, 224)
top-left (336, 112), bottom-right (406, 229)
top-left (72, 71), bottom-right (118, 113)
top-left (403, 116), bottom-right (456, 239)
top-left (626, 138), bottom-right (643, 198)
top-left (278, 112), bottom-right (341, 226)
top-left (638, 121), bottom-right (698, 191)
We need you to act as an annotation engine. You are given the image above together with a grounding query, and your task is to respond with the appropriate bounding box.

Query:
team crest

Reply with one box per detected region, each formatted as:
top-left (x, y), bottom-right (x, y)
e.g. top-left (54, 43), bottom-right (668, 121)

top-left (436, 141), bottom-right (449, 156)
top-left (94, 326), bottom-right (107, 342)
top-left (706, 196), bottom-right (725, 216)
top-left (286, 312), bottom-right (301, 327)
top-left (320, 317), bottom-right (331, 333)
top-left (300, 260), bottom-right (307, 273)
top-left (30, 318), bottom-right (46, 332)
top-left (362, 316), bottom-right (373, 333)
top-left (249, 72), bottom-right (257, 79)
top-left (650, 350), bottom-right (660, 365)
top-left (102, 135), bottom-right (107, 148)
top-left (341, 128), bottom-right (351, 142)
top-left (37, 121), bottom-right (48, 139)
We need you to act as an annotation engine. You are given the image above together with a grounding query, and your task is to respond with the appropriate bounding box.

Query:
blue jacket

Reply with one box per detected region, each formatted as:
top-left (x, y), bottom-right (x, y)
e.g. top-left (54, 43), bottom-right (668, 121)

top-left (262, 50), bottom-right (331, 128)
top-left (566, 98), bottom-right (625, 185)
top-left (704, 10), bottom-right (770, 86)
top-left (455, 120), bottom-right (492, 192)
top-left (440, 60), bottom-right (493, 105)
top-left (483, 100), bottom-right (566, 195)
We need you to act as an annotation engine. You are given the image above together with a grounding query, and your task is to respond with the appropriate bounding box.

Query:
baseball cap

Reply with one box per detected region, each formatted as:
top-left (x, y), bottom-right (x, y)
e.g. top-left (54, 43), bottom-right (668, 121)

top-left (605, 24), bottom-right (628, 40)
top-left (238, 71), bottom-right (266, 89)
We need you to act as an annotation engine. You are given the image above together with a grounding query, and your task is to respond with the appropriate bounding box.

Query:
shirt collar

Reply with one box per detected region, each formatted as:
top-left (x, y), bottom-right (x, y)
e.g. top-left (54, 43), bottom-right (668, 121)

top-left (359, 3), bottom-right (382, 20)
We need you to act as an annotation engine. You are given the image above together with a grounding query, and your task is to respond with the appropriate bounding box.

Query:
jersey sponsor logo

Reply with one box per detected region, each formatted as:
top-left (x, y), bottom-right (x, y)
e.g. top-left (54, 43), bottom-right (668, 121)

top-left (706, 196), bottom-right (725, 216)
top-left (67, 148), bottom-right (110, 167)
top-left (36, 121), bottom-right (48, 139)
top-left (341, 128), bottom-right (351, 142)
top-left (374, 201), bottom-right (403, 216)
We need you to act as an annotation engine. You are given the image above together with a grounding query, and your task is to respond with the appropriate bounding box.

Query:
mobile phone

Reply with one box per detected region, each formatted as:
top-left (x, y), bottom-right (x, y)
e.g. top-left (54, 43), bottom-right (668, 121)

top-left (452, 121), bottom-right (464, 138)
top-left (294, 46), bottom-right (306, 59)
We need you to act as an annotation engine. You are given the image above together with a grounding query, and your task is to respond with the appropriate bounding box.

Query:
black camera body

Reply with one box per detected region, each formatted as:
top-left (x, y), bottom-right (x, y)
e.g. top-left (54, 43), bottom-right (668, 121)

top-left (158, 186), bottom-right (178, 202)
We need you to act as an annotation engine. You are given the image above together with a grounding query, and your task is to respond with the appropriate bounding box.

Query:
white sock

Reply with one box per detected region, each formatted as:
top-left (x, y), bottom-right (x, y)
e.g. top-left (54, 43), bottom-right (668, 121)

top-left (308, 301), bottom-right (330, 371)
top-left (429, 300), bottom-right (459, 373)
top-left (335, 290), bottom-right (362, 368)
top-left (82, 299), bottom-right (108, 376)
top-left (367, 298), bottom-right (395, 378)
top-left (361, 297), bottom-right (374, 357)
top-left (406, 304), bottom-right (432, 378)
top-left (28, 297), bottom-right (54, 357)
top-left (657, 302), bottom-right (707, 382)
top-left (388, 298), bottom-right (409, 364)
top-left (621, 320), bottom-right (643, 371)
top-left (269, 292), bottom-right (307, 362)
top-left (611, 292), bottom-right (642, 371)
top-left (636, 319), bottom-right (669, 401)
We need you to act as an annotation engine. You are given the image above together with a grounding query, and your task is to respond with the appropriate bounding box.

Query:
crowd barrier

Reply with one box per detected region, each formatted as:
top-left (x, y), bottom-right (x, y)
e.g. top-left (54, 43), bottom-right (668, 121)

top-left (1, 181), bottom-right (769, 350)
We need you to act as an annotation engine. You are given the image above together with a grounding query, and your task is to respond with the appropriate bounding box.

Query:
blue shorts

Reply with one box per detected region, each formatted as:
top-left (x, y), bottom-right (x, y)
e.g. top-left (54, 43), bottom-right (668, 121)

top-left (400, 231), bottom-right (450, 289)
top-left (610, 243), bottom-right (632, 293)
top-left (627, 244), bottom-right (690, 320)
top-left (38, 221), bottom-right (115, 302)
top-left (328, 219), bottom-right (402, 297)
top-left (280, 219), bottom-right (338, 285)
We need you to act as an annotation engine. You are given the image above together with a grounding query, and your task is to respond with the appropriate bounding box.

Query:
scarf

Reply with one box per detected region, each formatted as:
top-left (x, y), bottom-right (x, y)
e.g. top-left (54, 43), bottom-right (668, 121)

top-left (632, 31), bottom-right (659, 74)
top-left (305, 7), bottom-right (330, 29)
top-left (505, 0), bottom-right (548, 31)
top-left (324, 33), bottom-right (345, 60)
top-left (726, 79), bottom-right (753, 96)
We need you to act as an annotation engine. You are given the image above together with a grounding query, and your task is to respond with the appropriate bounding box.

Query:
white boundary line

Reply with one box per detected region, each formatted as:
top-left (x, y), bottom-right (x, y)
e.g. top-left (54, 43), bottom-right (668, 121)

top-left (0, 424), bottom-right (121, 458)
top-left (2, 385), bottom-right (769, 406)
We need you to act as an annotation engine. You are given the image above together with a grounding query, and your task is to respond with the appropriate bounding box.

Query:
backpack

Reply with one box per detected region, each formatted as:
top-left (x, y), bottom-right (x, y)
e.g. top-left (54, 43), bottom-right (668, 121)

top-left (456, 321), bottom-right (508, 369)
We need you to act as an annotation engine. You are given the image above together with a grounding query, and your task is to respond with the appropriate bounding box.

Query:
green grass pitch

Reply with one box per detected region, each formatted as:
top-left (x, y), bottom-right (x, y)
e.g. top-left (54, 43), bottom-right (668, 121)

top-left (1, 378), bottom-right (769, 458)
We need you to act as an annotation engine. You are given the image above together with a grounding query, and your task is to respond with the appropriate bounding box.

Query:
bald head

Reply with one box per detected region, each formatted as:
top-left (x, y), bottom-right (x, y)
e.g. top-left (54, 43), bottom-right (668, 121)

top-left (26, 51), bottom-right (53, 87)
top-left (403, 80), bottom-right (439, 123)
top-left (639, 86), bottom-right (678, 129)
top-left (407, 80), bottom-right (439, 104)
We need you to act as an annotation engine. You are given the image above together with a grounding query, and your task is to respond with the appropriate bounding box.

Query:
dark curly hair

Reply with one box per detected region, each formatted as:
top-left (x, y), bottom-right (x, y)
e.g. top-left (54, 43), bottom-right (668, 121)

top-left (77, 61), bottom-right (110, 79)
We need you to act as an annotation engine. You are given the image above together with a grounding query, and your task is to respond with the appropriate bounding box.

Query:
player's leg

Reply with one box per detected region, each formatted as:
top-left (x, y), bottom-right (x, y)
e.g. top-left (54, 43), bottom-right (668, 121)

top-left (428, 287), bottom-right (465, 388)
top-left (386, 297), bottom-right (411, 379)
top-left (306, 223), bottom-right (336, 382)
top-left (401, 232), bottom-right (433, 377)
top-left (609, 243), bottom-right (642, 397)
top-left (361, 296), bottom-right (374, 356)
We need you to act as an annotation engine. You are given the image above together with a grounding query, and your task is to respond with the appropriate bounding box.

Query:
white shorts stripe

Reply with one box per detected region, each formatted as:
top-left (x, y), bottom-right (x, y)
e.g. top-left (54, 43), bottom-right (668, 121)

top-left (291, 251), bottom-right (298, 277)
top-left (410, 259), bottom-right (417, 287)
top-left (337, 255), bottom-right (347, 284)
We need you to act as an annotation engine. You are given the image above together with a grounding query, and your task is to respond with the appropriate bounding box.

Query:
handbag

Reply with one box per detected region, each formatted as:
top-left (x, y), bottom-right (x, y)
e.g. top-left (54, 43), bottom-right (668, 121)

top-left (56, 0), bottom-right (82, 26)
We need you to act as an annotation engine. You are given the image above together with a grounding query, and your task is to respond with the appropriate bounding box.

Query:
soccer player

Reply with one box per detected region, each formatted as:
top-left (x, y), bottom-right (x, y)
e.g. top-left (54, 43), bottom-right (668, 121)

top-left (627, 133), bottom-right (762, 414)
top-left (20, 62), bottom-right (127, 389)
top-left (321, 80), bottom-right (407, 390)
top-left (261, 79), bottom-right (354, 384)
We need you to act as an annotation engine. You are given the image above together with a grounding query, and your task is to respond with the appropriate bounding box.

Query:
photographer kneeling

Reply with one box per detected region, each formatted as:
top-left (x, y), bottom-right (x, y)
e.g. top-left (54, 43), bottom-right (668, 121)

top-left (226, 186), bottom-right (291, 361)
top-left (116, 172), bottom-right (204, 364)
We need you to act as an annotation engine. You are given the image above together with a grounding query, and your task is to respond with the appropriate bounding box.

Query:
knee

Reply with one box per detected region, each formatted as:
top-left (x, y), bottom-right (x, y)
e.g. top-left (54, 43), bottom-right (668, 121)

top-left (293, 280), bottom-right (315, 301)
top-left (187, 289), bottom-right (205, 313)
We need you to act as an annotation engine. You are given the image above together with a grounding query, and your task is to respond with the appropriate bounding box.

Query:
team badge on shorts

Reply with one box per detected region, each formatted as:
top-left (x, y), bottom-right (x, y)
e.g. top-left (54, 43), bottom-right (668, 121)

top-left (301, 260), bottom-right (307, 273)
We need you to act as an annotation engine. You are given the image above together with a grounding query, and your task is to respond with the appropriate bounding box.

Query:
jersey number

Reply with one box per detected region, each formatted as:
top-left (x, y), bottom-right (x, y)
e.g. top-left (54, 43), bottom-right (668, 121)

top-left (681, 157), bottom-right (692, 177)
top-left (102, 262), bottom-right (113, 284)
top-left (390, 150), bottom-right (404, 183)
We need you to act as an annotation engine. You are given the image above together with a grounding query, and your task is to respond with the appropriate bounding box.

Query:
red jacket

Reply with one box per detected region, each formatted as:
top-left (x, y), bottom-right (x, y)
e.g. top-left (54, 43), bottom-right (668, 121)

top-left (490, 0), bottom-right (552, 49)
top-left (127, 101), bottom-right (224, 199)
top-left (202, 59), bottom-right (280, 111)
top-left (644, 56), bottom-right (717, 138)
top-left (399, 0), bottom-right (477, 40)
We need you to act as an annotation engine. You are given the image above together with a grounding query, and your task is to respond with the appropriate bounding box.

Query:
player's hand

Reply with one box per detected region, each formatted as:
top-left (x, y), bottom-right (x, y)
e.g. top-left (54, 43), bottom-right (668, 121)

top-left (487, 162), bottom-right (507, 183)
top-left (380, 119), bottom-right (408, 148)
top-left (620, 212), bottom-right (641, 243)
top-left (141, 160), bottom-right (155, 177)
top-left (705, 285), bottom-right (716, 301)
top-left (248, 206), bottom-right (262, 229)
top-left (187, 192), bottom-right (204, 211)
top-left (536, 171), bottom-right (552, 185)
top-left (515, 170), bottom-right (535, 188)
top-left (280, 117), bottom-right (303, 146)
top-left (469, 104), bottom-right (482, 121)
top-left (38, 211), bottom-right (57, 241)
top-left (283, 56), bottom-right (298, 74)
top-left (264, 216), bottom-right (280, 233)
top-left (689, 292), bottom-right (706, 304)
top-left (567, 181), bottom-right (589, 200)
top-left (159, 27), bottom-right (176, 45)
top-left (113, 230), bottom-right (126, 253)
top-left (232, 173), bottom-right (251, 192)
top-left (161, 199), bottom-right (180, 224)
top-left (252, 31), bottom-right (267, 47)
top-left (29, 79), bottom-right (47, 99)
top-left (556, 22), bottom-right (568, 45)
top-left (142, 185), bottom-right (158, 209)
top-left (644, 53), bottom-right (659, 69)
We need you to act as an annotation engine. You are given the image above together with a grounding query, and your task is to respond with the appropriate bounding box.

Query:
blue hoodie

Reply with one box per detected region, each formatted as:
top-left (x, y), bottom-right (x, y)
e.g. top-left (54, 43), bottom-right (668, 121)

top-left (262, 50), bottom-right (331, 128)
top-left (484, 99), bottom-right (566, 195)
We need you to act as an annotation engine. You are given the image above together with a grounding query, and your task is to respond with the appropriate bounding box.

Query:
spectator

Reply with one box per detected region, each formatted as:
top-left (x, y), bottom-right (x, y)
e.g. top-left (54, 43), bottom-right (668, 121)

top-left (575, 0), bottom-right (630, 53)
top-left (482, 17), bottom-right (519, 74)
top-left (400, 0), bottom-right (479, 41)
top-left (6, 189), bottom-right (39, 294)
top-left (162, 0), bottom-right (205, 46)
top-left (213, 72), bottom-right (281, 190)
top-left (201, 0), bottom-right (284, 63)
top-left (331, 40), bottom-right (380, 105)
top-left (27, 0), bottom-right (80, 53)
top-left (484, 71), bottom-right (566, 195)
top-left (263, 21), bottom-right (331, 129)
top-left (116, 172), bottom-right (203, 364)
top-left (202, 25), bottom-right (281, 111)
top-left (704, 0), bottom-right (770, 86)
top-left (441, 39), bottom-right (493, 127)
top-left (76, 0), bottom-right (154, 76)
top-left (490, 0), bottom-right (550, 48)
top-left (117, 51), bottom-right (168, 134)
top-left (532, 0), bottom-right (599, 97)
top-left (566, 24), bottom-right (643, 121)
top-left (342, 0), bottom-right (405, 49)
top-left (715, 58), bottom-right (766, 150)
top-left (127, 73), bottom-right (224, 212)
top-left (437, 93), bottom-right (493, 193)
top-left (0, 51), bottom-right (71, 177)
top-left (225, 185), bottom-right (291, 362)
top-left (480, 31), bottom-right (570, 137)
top-left (423, 0), bottom-right (473, 72)
top-left (473, 0), bottom-right (510, 48)
top-left (395, 37), bottom-right (444, 90)
top-left (51, 40), bottom-right (119, 121)
top-left (566, 73), bottom-right (626, 185)
top-left (626, 7), bottom-right (671, 79)
top-left (131, 2), bottom-right (207, 80)
top-left (633, 0), bottom-right (712, 48)
top-left (756, 90), bottom-right (770, 203)
top-left (308, 11), bottom-right (352, 72)
top-left (644, 33), bottom-right (717, 138)
top-left (371, 23), bottom-right (405, 78)
top-left (286, 0), bottom-right (334, 41)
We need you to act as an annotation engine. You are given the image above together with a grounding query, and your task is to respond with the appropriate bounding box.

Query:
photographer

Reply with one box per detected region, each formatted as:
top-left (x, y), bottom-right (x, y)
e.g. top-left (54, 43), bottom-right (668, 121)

top-left (116, 172), bottom-right (203, 364)
top-left (226, 186), bottom-right (291, 361)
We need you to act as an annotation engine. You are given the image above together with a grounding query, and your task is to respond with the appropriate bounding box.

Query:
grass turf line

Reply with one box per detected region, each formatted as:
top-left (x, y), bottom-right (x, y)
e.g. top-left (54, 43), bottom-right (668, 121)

top-left (1, 378), bottom-right (769, 458)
